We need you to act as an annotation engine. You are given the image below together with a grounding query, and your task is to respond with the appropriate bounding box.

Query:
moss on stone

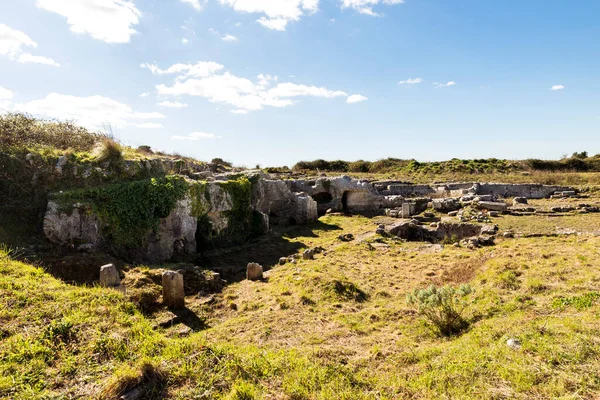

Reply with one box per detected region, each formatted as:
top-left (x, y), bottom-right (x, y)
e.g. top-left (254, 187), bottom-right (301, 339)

top-left (54, 176), bottom-right (189, 248)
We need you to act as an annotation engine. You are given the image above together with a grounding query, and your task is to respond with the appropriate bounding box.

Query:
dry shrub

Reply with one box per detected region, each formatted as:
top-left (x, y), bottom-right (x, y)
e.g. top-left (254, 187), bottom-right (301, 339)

top-left (100, 360), bottom-right (168, 400)
top-left (95, 138), bottom-right (124, 164)
top-left (0, 112), bottom-right (102, 151)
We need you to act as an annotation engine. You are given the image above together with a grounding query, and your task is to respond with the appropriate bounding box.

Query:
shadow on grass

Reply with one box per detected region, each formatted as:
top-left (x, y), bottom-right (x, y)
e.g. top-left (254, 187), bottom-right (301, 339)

top-left (159, 307), bottom-right (207, 332)
top-left (199, 219), bottom-right (342, 282)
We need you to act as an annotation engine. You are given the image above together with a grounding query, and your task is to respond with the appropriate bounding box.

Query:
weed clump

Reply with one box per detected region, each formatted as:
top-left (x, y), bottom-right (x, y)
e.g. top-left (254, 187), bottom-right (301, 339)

top-left (101, 360), bottom-right (168, 400)
top-left (324, 279), bottom-right (369, 302)
top-left (407, 284), bottom-right (472, 336)
top-left (95, 138), bottom-right (124, 165)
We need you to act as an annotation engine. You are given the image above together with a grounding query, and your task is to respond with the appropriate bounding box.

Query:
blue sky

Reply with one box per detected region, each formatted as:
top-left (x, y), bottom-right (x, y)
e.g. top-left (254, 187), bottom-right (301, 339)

top-left (0, 0), bottom-right (598, 167)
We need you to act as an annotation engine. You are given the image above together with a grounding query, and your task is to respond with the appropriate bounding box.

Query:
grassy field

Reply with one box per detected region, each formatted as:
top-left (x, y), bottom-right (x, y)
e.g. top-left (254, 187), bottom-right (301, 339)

top-left (3, 190), bottom-right (600, 399)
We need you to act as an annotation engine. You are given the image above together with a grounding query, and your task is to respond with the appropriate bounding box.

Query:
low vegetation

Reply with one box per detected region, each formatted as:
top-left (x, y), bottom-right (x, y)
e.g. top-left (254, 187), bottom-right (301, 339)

top-left (291, 154), bottom-right (600, 178)
top-left (406, 284), bottom-right (473, 336)
top-left (3, 205), bottom-right (600, 398)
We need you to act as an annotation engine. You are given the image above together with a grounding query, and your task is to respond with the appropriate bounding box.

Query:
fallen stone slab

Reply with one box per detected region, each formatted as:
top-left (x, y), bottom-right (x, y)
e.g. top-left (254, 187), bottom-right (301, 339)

top-left (477, 201), bottom-right (508, 213)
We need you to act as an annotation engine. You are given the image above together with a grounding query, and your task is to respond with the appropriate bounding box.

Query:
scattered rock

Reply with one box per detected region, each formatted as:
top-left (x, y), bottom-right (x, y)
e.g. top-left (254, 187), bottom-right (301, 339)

top-left (481, 224), bottom-right (499, 235)
top-left (506, 338), bottom-right (522, 349)
top-left (477, 235), bottom-right (495, 246)
top-left (551, 206), bottom-right (575, 213)
top-left (432, 198), bottom-right (461, 212)
top-left (513, 197), bottom-right (528, 205)
top-left (279, 257), bottom-right (288, 265)
top-left (448, 211), bottom-right (459, 217)
top-left (99, 264), bottom-right (120, 288)
top-left (302, 249), bottom-right (315, 260)
top-left (503, 231), bottom-right (515, 238)
top-left (338, 233), bottom-right (354, 242)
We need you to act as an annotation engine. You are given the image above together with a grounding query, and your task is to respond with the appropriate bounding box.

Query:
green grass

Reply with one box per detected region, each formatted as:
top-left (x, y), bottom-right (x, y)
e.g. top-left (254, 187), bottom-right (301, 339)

top-left (4, 207), bottom-right (600, 398)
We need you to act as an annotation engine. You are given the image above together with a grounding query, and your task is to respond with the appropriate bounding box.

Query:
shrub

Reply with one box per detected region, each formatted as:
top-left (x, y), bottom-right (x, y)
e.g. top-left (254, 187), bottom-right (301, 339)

top-left (0, 112), bottom-right (102, 151)
top-left (406, 284), bottom-right (472, 336)
top-left (95, 138), bottom-right (123, 164)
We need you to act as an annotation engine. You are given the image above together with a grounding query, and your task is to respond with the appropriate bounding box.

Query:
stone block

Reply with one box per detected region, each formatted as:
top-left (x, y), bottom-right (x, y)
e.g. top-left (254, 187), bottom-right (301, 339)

top-left (162, 270), bottom-right (185, 309)
top-left (246, 263), bottom-right (263, 280)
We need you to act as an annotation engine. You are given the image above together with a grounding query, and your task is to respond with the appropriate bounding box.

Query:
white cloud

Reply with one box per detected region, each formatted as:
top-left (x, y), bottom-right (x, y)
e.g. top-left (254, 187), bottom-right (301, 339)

top-left (149, 62), bottom-right (350, 113)
top-left (15, 93), bottom-right (165, 130)
top-left (139, 92), bottom-right (151, 97)
top-left (222, 34), bottom-right (238, 41)
top-left (257, 17), bottom-right (289, 31)
top-left (0, 24), bottom-right (36, 57)
top-left (35, 0), bottom-right (141, 44)
top-left (550, 85), bottom-right (565, 91)
top-left (0, 24), bottom-right (60, 66)
top-left (434, 81), bottom-right (456, 88)
top-left (0, 85), bottom-right (13, 109)
top-left (219, 0), bottom-right (319, 31)
top-left (398, 77), bottom-right (422, 85)
top-left (17, 53), bottom-right (60, 67)
top-left (141, 61), bottom-right (224, 79)
top-left (182, 37), bottom-right (190, 44)
top-left (135, 122), bottom-right (163, 129)
top-left (0, 86), bottom-right (14, 100)
top-left (180, 0), bottom-right (204, 11)
top-left (340, 0), bottom-right (404, 16)
top-left (157, 101), bottom-right (188, 108)
top-left (346, 94), bottom-right (368, 103)
top-left (172, 131), bottom-right (220, 140)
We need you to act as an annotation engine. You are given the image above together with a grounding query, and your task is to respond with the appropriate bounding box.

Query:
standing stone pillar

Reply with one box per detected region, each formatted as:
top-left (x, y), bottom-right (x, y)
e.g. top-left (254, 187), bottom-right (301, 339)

top-left (162, 271), bottom-right (185, 309)
top-left (246, 263), bottom-right (263, 281)
top-left (99, 264), bottom-right (120, 288)
top-left (401, 203), bottom-right (412, 219)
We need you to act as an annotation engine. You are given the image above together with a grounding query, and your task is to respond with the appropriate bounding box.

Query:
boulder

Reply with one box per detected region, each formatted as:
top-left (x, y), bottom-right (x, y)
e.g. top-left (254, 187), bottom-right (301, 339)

top-left (246, 263), bottom-right (264, 281)
top-left (99, 264), bottom-right (120, 288)
top-left (302, 249), bottom-right (315, 260)
top-left (513, 197), bottom-right (528, 205)
top-left (432, 198), bottom-right (461, 212)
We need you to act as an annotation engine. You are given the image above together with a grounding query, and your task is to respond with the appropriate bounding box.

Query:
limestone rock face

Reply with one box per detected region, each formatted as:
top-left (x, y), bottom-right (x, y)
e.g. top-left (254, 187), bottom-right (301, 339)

top-left (252, 179), bottom-right (318, 225)
top-left (43, 201), bottom-right (102, 249)
top-left (138, 197), bottom-right (197, 264)
top-left (289, 175), bottom-right (381, 215)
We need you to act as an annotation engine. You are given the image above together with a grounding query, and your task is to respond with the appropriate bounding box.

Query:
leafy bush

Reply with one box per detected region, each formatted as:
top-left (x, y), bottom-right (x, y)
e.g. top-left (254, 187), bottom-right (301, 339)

top-left (0, 112), bottom-right (103, 151)
top-left (552, 292), bottom-right (600, 311)
top-left (406, 284), bottom-right (473, 336)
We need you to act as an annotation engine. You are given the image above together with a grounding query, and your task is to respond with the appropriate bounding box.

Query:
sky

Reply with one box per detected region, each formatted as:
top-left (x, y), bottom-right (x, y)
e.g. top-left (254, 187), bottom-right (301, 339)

top-left (0, 0), bottom-right (599, 167)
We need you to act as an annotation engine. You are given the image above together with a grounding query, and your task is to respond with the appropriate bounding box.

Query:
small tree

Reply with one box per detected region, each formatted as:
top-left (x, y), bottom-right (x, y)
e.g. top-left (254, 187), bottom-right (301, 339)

top-left (406, 284), bottom-right (472, 336)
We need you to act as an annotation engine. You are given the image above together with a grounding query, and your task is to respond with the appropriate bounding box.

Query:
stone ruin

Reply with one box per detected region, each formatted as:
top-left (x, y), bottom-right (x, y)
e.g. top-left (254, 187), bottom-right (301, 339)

top-left (43, 172), bottom-right (578, 263)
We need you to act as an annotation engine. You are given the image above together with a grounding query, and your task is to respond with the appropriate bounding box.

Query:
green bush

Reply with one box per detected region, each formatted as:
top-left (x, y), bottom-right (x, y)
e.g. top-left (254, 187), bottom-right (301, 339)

top-left (406, 284), bottom-right (473, 336)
